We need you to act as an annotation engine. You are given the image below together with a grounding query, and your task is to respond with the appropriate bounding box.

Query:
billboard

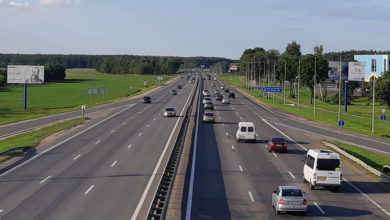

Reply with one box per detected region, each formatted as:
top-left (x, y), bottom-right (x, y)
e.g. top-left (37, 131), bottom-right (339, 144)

top-left (229, 64), bottom-right (239, 71)
top-left (7, 65), bottom-right (44, 84)
top-left (348, 62), bottom-right (365, 81)
top-left (328, 61), bottom-right (348, 81)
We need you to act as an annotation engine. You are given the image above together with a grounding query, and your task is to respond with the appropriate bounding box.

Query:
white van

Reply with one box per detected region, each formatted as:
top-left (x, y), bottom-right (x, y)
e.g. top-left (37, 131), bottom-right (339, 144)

top-left (236, 122), bottom-right (256, 142)
top-left (303, 149), bottom-right (342, 191)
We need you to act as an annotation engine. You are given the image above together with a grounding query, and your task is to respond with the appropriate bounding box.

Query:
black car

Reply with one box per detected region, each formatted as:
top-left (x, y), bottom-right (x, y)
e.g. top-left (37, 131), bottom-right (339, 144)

top-left (224, 88), bottom-right (230, 93)
top-left (228, 92), bottom-right (235, 98)
top-left (177, 85), bottom-right (182, 89)
top-left (216, 94), bottom-right (223, 101)
top-left (142, 96), bottom-right (151, 103)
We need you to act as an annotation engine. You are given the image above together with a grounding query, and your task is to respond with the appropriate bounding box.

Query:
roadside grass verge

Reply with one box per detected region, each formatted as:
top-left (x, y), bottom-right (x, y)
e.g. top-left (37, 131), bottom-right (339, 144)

top-left (326, 141), bottom-right (390, 177)
top-left (220, 74), bottom-right (390, 140)
top-left (0, 69), bottom-right (175, 125)
top-left (0, 117), bottom-right (86, 161)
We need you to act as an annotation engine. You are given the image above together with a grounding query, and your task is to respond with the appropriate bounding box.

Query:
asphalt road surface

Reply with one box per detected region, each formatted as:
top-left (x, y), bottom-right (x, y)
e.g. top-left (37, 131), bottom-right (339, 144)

top-left (0, 76), bottom-right (197, 220)
top-left (185, 76), bottom-right (390, 219)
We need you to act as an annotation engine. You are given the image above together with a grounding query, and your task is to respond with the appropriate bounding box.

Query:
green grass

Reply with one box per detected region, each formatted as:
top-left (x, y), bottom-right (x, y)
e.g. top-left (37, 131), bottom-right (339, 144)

top-left (0, 69), bottom-right (175, 125)
top-left (0, 117), bottom-right (86, 161)
top-left (328, 141), bottom-right (390, 176)
top-left (220, 74), bottom-right (390, 140)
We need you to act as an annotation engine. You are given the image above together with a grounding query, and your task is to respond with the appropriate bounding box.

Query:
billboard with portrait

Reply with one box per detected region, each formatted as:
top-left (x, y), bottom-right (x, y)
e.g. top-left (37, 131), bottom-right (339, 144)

top-left (7, 65), bottom-right (44, 84)
top-left (328, 61), bottom-right (348, 81)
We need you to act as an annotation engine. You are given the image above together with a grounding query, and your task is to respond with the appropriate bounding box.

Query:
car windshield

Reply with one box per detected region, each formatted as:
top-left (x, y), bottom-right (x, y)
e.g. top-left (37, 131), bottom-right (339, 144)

top-left (271, 138), bottom-right (285, 143)
top-left (317, 159), bottom-right (340, 171)
top-left (165, 108), bottom-right (174, 111)
top-left (205, 112), bottom-right (213, 116)
top-left (143, 96), bottom-right (150, 99)
top-left (282, 189), bottom-right (303, 197)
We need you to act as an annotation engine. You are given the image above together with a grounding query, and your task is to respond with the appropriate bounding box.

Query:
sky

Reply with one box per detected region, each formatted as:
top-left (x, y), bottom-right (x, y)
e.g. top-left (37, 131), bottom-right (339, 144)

top-left (0, 0), bottom-right (389, 59)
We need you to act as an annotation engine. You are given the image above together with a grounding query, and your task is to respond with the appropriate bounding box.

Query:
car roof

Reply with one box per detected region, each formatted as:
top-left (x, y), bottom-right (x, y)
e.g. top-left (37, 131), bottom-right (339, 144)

top-left (280, 186), bottom-right (302, 190)
top-left (238, 122), bottom-right (254, 126)
top-left (308, 149), bottom-right (340, 158)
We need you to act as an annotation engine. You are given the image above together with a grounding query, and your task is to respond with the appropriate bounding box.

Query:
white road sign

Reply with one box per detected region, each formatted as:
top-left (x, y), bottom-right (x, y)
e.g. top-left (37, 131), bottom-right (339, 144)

top-left (7, 65), bottom-right (44, 84)
top-left (348, 62), bottom-right (365, 81)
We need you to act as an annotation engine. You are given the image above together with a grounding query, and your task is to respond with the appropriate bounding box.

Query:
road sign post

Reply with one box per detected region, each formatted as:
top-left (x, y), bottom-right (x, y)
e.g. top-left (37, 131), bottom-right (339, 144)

top-left (81, 105), bottom-right (86, 117)
top-left (338, 120), bottom-right (345, 143)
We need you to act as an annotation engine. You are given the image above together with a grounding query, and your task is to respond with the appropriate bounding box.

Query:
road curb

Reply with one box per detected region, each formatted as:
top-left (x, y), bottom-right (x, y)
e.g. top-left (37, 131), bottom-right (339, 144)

top-left (323, 142), bottom-right (390, 182)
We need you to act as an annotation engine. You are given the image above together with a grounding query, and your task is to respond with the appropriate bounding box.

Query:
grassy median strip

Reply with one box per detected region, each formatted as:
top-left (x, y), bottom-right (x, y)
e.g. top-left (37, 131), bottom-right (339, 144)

top-left (0, 117), bottom-right (87, 160)
top-left (327, 141), bottom-right (390, 176)
top-left (220, 74), bottom-right (390, 140)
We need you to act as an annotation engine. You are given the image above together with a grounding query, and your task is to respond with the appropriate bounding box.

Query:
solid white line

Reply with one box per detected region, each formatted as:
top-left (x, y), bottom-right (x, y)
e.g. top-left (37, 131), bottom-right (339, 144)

top-left (73, 154), bottom-right (81, 160)
top-left (95, 140), bottom-right (101, 145)
top-left (111, 160), bottom-right (117, 167)
top-left (133, 79), bottom-right (197, 220)
top-left (184, 84), bottom-right (201, 220)
top-left (248, 191), bottom-right (255, 202)
top-left (344, 177), bottom-right (390, 216)
top-left (272, 152), bottom-right (278, 158)
top-left (39, 175), bottom-right (51, 184)
top-left (288, 171), bottom-right (296, 179)
top-left (226, 132), bottom-right (229, 136)
top-left (231, 145), bottom-right (235, 150)
top-left (239, 165), bottom-right (243, 172)
top-left (0, 104), bottom-right (136, 177)
top-left (110, 129), bottom-right (115, 134)
top-left (127, 144), bottom-right (132, 149)
top-left (313, 202), bottom-right (325, 214)
top-left (84, 185), bottom-right (95, 195)
top-left (138, 132), bottom-right (142, 137)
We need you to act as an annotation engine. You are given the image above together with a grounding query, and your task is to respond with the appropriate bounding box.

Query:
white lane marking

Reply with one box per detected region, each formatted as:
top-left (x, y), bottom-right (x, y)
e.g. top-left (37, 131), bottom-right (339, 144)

top-left (131, 116), bottom-right (135, 119)
top-left (226, 132), bottom-right (229, 136)
top-left (95, 140), bottom-right (101, 145)
top-left (344, 177), bottom-right (390, 216)
top-left (154, 118), bottom-right (156, 121)
top-left (248, 191), bottom-right (255, 202)
top-left (73, 154), bottom-right (81, 160)
top-left (272, 152), bottom-right (278, 158)
top-left (288, 171), bottom-right (296, 179)
top-left (134, 78), bottom-right (197, 220)
top-left (0, 104), bottom-right (136, 177)
top-left (111, 160), bottom-right (117, 167)
top-left (159, 113), bottom-right (161, 116)
top-left (138, 111), bottom-right (141, 114)
top-left (127, 144), bottom-right (132, 149)
top-left (0, 209), bottom-right (3, 213)
top-left (222, 123), bottom-right (224, 127)
top-left (138, 132), bottom-right (142, 137)
top-left (239, 165), bottom-right (243, 172)
top-left (84, 185), bottom-right (95, 195)
top-left (313, 202), bottom-right (325, 214)
top-left (122, 122), bottom-right (126, 125)
top-left (110, 129), bottom-right (115, 134)
top-left (231, 145), bottom-right (235, 150)
top-left (39, 175), bottom-right (51, 184)
top-left (147, 124), bottom-right (150, 128)
top-left (240, 117), bottom-right (243, 120)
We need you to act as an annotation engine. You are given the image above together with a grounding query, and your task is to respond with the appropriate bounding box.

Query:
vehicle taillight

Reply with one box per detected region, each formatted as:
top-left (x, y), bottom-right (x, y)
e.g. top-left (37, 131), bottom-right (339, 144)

top-left (278, 199), bottom-right (284, 204)
top-left (303, 199), bottom-right (307, 205)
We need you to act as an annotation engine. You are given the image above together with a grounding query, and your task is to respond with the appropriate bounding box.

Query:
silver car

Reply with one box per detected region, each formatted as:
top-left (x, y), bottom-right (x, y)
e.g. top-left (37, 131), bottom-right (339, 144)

top-left (202, 112), bottom-right (215, 123)
top-left (203, 97), bottom-right (212, 104)
top-left (164, 107), bottom-right (176, 117)
top-left (272, 186), bottom-right (307, 215)
top-left (204, 100), bottom-right (214, 110)
top-left (222, 97), bottom-right (230, 104)
top-left (202, 89), bottom-right (209, 96)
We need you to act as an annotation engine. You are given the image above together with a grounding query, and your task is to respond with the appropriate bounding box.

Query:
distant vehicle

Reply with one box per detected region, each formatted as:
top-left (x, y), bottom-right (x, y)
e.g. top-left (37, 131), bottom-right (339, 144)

top-left (211, 83), bottom-right (215, 86)
top-left (177, 85), bottom-right (182, 89)
top-left (203, 97), bottom-right (212, 104)
top-left (222, 97), bottom-right (230, 104)
top-left (221, 86), bottom-right (225, 90)
top-left (202, 111), bottom-right (215, 123)
top-left (204, 101), bottom-right (214, 110)
top-left (216, 94), bottom-right (223, 101)
top-left (228, 92), bottom-right (235, 98)
top-left (267, 137), bottom-right (287, 153)
top-left (303, 149), bottom-right (342, 191)
top-left (224, 88), bottom-right (230, 93)
top-left (272, 186), bottom-right (307, 215)
top-left (236, 122), bottom-right (256, 142)
top-left (213, 77), bottom-right (217, 81)
top-left (202, 89), bottom-right (210, 95)
top-left (204, 91), bottom-right (211, 97)
top-left (170, 90), bottom-right (177, 95)
top-left (189, 80), bottom-right (193, 83)
top-left (214, 90), bottom-right (221, 95)
top-left (164, 107), bottom-right (176, 117)
top-left (142, 96), bottom-right (151, 103)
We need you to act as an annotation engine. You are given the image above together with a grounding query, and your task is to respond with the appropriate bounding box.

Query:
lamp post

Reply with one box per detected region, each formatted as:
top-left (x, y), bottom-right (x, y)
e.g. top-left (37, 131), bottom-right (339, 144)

top-left (284, 60), bottom-right (286, 105)
top-left (372, 76), bottom-right (376, 133)
top-left (337, 56), bottom-right (342, 123)
top-left (314, 56), bottom-right (317, 117)
top-left (297, 59), bottom-right (300, 110)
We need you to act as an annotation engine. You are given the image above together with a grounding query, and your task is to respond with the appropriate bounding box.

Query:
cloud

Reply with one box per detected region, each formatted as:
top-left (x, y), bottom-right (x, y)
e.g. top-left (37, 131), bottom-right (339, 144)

top-left (39, 0), bottom-right (81, 5)
top-left (8, 1), bottom-right (30, 8)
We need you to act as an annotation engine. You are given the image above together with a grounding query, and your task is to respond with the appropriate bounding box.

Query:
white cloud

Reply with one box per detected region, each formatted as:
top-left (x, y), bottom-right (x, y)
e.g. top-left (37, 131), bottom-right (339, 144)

top-left (8, 1), bottom-right (30, 8)
top-left (39, 0), bottom-right (81, 5)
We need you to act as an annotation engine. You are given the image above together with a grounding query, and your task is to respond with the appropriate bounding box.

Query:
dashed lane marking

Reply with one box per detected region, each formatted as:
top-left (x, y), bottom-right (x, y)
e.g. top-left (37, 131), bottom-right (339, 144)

top-left (272, 152), bottom-right (278, 158)
top-left (239, 165), bottom-right (243, 172)
top-left (73, 154), bottom-right (81, 160)
top-left (127, 144), bottom-right (132, 149)
top-left (39, 175), bottom-right (51, 184)
top-left (313, 202), bottom-right (325, 214)
top-left (288, 171), bottom-right (296, 179)
top-left (248, 191), bottom-right (255, 202)
top-left (111, 160), bottom-right (117, 167)
top-left (138, 133), bottom-right (142, 137)
top-left (95, 140), bottom-right (101, 145)
top-left (84, 185), bottom-right (95, 195)
top-left (110, 129), bottom-right (115, 134)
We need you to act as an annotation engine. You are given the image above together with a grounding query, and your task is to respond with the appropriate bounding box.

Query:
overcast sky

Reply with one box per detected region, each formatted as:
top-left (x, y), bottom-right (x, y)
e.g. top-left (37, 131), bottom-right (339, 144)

top-left (0, 0), bottom-right (389, 59)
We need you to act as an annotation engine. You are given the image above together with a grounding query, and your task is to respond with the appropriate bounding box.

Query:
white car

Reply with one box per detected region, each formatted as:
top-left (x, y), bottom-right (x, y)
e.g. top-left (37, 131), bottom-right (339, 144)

top-left (202, 112), bottom-right (215, 122)
top-left (222, 97), bottom-right (230, 104)
top-left (203, 97), bottom-right (212, 104)
top-left (164, 107), bottom-right (176, 117)
top-left (236, 122), bottom-right (256, 142)
top-left (202, 89), bottom-right (209, 96)
top-left (204, 100), bottom-right (214, 110)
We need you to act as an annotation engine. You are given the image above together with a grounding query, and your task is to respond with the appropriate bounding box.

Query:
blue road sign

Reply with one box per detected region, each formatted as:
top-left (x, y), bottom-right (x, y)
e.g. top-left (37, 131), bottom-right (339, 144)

top-left (381, 115), bottom-right (387, 120)
top-left (256, 86), bottom-right (283, 93)
top-left (338, 120), bottom-right (345, 127)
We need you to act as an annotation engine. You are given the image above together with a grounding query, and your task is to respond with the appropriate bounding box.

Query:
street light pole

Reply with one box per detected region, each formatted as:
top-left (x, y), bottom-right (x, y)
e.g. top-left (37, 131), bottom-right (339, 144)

top-left (337, 56), bottom-right (342, 122)
top-left (284, 60), bottom-right (286, 105)
top-left (298, 59), bottom-right (300, 110)
top-left (372, 76), bottom-right (376, 133)
top-left (314, 56), bottom-right (316, 117)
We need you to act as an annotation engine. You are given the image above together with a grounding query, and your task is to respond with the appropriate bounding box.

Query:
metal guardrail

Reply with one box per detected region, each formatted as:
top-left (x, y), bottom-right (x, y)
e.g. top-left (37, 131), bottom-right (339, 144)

top-left (147, 79), bottom-right (199, 219)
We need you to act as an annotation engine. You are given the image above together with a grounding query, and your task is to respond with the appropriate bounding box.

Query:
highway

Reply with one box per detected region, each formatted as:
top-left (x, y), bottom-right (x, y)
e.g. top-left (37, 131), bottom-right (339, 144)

top-left (185, 76), bottom-right (390, 219)
top-left (0, 76), bottom-right (196, 219)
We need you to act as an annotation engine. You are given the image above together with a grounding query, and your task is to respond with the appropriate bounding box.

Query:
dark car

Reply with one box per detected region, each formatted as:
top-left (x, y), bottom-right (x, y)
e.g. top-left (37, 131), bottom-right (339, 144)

top-left (177, 85), bottom-right (182, 89)
top-left (228, 92), bottom-right (235, 98)
top-left (224, 88), bottom-right (230, 93)
top-left (267, 137), bottom-right (287, 153)
top-left (216, 94), bottom-right (223, 101)
top-left (142, 96), bottom-right (151, 103)
top-left (170, 90), bottom-right (177, 95)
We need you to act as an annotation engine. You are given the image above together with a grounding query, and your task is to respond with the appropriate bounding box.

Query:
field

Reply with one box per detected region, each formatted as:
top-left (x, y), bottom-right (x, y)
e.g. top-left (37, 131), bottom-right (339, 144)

top-left (220, 74), bottom-right (390, 140)
top-left (0, 69), bottom-right (174, 125)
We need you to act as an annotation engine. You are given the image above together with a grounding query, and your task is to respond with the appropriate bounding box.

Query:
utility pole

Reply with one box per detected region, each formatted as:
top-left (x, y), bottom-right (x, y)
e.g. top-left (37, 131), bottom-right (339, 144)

top-left (284, 60), bottom-right (286, 105)
top-left (372, 76), bottom-right (376, 133)
top-left (298, 59), bottom-right (300, 110)
top-left (337, 56), bottom-right (342, 123)
top-left (314, 56), bottom-right (317, 117)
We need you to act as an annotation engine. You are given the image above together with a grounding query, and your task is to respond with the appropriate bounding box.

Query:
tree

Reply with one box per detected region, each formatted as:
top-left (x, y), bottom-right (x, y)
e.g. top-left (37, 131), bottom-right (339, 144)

top-left (376, 71), bottom-right (390, 107)
top-left (300, 55), bottom-right (328, 104)
top-left (276, 56), bottom-right (299, 97)
top-left (313, 45), bottom-right (324, 56)
top-left (284, 41), bottom-right (302, 57)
